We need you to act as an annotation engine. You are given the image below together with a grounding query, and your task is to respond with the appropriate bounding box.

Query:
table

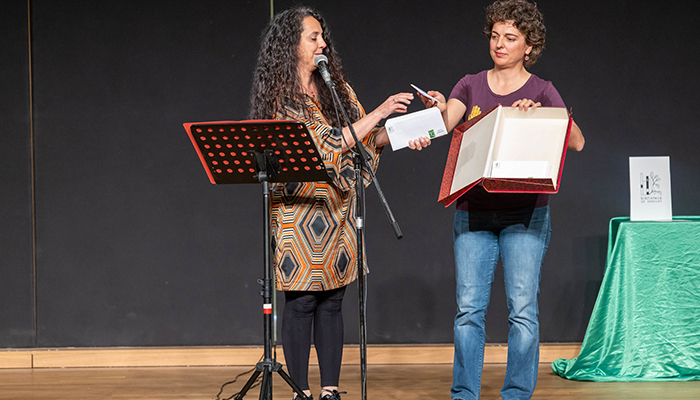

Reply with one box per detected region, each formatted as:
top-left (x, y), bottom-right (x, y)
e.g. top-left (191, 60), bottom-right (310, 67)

top-left (552, 216), bottom-right (700, 381)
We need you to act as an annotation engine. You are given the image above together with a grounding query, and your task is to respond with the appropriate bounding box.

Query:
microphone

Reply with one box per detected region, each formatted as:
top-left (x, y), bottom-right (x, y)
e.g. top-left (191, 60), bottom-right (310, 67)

top-left (314, 54), bottom-right (334, 88)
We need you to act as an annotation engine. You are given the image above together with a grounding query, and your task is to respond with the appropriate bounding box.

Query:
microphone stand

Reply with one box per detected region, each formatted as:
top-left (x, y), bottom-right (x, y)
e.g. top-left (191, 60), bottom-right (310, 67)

top-left (324, 78), bottom-right (402, 400)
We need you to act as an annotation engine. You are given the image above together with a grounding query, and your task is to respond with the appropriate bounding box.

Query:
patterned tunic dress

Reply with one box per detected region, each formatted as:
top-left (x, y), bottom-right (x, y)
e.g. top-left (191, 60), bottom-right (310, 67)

top-left (271, 85), bottom-right (381, 291)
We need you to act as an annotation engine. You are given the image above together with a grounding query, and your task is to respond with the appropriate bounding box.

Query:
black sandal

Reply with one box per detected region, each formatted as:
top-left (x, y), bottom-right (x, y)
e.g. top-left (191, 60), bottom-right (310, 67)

top-left (320, 390), bottom-right (346, 400)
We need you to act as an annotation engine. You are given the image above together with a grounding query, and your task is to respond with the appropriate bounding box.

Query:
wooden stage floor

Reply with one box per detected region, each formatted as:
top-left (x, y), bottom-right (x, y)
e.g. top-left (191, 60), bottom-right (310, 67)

top-left (1, 364), bottom-right (699, 399)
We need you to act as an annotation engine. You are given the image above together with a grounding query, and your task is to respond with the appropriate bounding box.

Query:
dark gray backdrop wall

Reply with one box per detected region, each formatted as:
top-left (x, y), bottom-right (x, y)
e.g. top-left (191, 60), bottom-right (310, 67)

top-left (31, 0), bottom-right (271, 347)
top-left (3, 0), bottom-right (697, 348)
top-left (0, 0), bottom-right (34, 348)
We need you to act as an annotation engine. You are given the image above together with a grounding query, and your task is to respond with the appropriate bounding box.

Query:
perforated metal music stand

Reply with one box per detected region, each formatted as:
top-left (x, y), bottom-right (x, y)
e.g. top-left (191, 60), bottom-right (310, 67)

top-left (185, 119), bottom-right (329, 185)
top-left (185, 119), bottom-right (329, 400)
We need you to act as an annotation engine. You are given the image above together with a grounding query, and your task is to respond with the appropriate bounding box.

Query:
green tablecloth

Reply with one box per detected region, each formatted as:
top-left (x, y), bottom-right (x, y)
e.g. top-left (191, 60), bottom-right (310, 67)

top-left (552, 216), bottom-right (700, 381)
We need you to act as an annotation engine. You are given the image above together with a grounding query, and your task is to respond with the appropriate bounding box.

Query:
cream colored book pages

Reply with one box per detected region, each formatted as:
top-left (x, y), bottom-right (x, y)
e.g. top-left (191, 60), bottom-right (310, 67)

top-left (450, 107), bottom-right (500, 195)
top-left (490, 107), bottom-right (569, 187)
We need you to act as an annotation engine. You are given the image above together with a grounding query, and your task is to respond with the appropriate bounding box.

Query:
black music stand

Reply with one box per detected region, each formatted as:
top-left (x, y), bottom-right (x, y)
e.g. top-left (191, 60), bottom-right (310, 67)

top-left (185, 119), bottom-right (329, 400)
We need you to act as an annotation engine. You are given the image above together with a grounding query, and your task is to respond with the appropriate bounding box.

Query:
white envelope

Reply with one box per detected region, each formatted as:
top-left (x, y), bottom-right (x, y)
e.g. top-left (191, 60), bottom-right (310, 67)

top-left (385, 107), bottom-right (447, 151)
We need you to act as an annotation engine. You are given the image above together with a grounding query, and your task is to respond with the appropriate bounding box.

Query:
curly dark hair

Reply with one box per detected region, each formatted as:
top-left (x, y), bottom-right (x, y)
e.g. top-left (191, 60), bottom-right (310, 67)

top-left (483, 0), bottom-right (546, 66)
top-left (249, 6), bottom-right (358, 127)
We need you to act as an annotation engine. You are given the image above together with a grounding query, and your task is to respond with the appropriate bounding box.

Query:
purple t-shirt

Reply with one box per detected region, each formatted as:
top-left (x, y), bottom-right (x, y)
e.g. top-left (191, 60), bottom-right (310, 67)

top-left (449, 70), bottom-right (566, 211)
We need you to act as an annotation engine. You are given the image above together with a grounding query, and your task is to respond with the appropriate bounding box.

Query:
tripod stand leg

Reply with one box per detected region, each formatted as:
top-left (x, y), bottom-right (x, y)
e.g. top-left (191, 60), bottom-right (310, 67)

top-left (277, 367), bottom-right (312, 400)
top-left (259, 368), bottom-right (272, 400)
top-left (234, 369), bottom-right (262, 400)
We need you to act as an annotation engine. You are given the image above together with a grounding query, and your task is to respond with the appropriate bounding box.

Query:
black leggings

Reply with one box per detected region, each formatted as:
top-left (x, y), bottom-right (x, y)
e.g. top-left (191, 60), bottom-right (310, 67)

top-left (282, 286), bottom-right (346, 390)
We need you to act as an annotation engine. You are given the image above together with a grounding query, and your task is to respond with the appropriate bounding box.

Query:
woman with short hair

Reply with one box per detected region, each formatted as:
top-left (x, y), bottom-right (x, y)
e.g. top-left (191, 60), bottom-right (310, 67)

top-left (415, 1), bottom-right (585, 399)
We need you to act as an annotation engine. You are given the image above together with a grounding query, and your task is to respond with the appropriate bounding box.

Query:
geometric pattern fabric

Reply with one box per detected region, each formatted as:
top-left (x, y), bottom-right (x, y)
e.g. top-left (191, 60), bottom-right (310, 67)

top-left (271, 85), bottom-right (381, 291)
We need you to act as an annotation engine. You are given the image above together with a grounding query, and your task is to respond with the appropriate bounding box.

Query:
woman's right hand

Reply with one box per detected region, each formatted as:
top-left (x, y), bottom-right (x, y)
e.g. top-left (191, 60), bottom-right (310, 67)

top-left (417, 90), bottom-right (447, 112)
top-left (374, 92), bottom-right (413, 119)
top-left (350, 92), bottom-right (413, 150)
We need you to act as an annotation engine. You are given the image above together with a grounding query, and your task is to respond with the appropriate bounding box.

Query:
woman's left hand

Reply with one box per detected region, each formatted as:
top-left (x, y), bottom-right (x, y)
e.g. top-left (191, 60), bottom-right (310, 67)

top-left (408, 136), bottom-right (432, 151)
top-left (511, 98), bottom-right (541, 111)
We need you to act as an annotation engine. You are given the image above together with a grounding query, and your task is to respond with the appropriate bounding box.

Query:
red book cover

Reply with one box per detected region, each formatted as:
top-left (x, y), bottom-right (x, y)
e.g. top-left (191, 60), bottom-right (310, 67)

top-left (437, 107), bottom-right (496, 206)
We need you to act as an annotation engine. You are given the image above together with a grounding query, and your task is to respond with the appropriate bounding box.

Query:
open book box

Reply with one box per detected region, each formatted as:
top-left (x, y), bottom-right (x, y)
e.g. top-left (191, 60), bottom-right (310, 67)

top-left (439, 105), bottom-right (572, 206)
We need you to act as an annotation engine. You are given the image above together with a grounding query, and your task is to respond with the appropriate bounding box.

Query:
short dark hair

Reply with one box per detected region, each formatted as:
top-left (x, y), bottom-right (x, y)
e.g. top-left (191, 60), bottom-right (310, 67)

top-left (483, 0), bottom-right (546, 66)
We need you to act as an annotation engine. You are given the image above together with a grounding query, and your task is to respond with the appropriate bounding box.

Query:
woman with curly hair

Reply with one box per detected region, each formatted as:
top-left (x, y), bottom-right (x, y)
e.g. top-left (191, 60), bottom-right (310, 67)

top-left (414, 1), bottom-right (585, 399)
top-left (250, 6), bottom-right (423, 400)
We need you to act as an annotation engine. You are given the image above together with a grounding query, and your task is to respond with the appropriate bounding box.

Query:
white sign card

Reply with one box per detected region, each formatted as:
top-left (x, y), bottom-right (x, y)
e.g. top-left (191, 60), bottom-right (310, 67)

top-left (490, 160), bottom-right (550, 179)
top-left (629, 156), bottom-right (672, 221)
top-left (385, 107), bottom-right (448, 151)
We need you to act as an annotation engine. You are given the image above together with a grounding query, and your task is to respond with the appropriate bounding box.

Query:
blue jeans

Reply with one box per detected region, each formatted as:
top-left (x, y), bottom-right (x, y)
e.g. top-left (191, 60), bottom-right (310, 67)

top-left (451, 206), bottom-right (551, 400)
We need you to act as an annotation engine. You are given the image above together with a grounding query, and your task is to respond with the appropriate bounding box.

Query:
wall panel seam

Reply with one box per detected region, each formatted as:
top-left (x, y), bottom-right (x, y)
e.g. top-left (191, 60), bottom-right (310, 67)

top-left (27, 0), bottom-right (38, 348)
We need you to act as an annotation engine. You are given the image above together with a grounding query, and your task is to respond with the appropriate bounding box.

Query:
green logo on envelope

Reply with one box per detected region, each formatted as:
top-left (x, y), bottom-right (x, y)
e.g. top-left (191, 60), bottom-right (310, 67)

top-left (428, 129), bottom-right (436, 138)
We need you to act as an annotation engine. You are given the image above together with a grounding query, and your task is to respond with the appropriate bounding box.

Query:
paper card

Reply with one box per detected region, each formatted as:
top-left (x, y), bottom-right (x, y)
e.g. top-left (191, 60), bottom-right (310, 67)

top-left (385, 107), bottom-right (448, 151)
top-left (629, 156), bottom-right (672, 221)
top-left (490, 161), bottom-right (549, 178)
